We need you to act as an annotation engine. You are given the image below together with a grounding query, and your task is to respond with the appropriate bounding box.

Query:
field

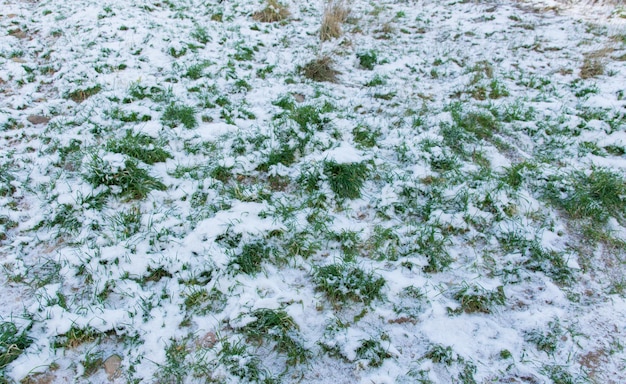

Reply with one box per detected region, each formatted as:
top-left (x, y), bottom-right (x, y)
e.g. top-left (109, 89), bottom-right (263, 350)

top-left (1, 0), bottom-right (626, 382)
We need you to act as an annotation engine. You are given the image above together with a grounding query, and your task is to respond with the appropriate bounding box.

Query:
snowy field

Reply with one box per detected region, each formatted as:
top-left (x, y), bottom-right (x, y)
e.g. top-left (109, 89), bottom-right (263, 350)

top-left (1, 0), bottom-right (626, 382)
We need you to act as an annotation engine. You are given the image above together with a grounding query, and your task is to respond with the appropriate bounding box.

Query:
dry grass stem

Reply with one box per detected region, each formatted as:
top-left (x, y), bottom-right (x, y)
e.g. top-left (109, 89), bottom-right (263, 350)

top-left (252, 0), bottom-right (291, 23)
top-left (320, 0), bottom-right (350, 41)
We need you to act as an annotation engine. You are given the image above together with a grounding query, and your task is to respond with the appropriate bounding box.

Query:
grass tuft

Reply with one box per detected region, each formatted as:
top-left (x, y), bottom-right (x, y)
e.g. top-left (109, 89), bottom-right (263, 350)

top-left (357, 50), bottom-right (378, 70)
top-left (239, 309), bottom-right (310, 365)
top-left (301, 55), bottom-right (340, 82)
top-left (450, 284), bottom-right (506, 314)
top-left (84, 155), bottom-right (167, 200)
top-left (252, 0), bottom-right (290, 23)
top-left (162, 103), bottom-right (197, 129)
top-left (0, 322), bottom-right (32, 369)
top-left (53, 326), bottom-right (100, 349)
top-left (183, 287), bottom-right (226, 315)
top-left (356, 338), bottom-right (392, 367)
top-left (424, 344), bottom-right (456, 366)
top-left (323, 160), bottom-right (369, 200)
top-left (0, 162), bottom-right (16, 197)
top-left (320, 0), bottom-right (350, 41)
top-left (352, 124), bottom-right (381, 148)
top-left (525, 319), bottom-right (562, 355)
top-left (545, 168), bottom-right (626, 225)
top-left (67, 85), bottom-right (102, 103)
top-left (580, 58), bottom-right (604, 79)
top-left (229, 241), bottom-right (273, 275)
top-left (414, 226), bottom-right (453, 273)
top-left (500, 233), bottom-right (573, 284)
top-left (106, 131), bottom-right (172, 165)
top-left (217, 340), bottom-right (271, 382)
top-left (313, 263), bottom-right (385, 306)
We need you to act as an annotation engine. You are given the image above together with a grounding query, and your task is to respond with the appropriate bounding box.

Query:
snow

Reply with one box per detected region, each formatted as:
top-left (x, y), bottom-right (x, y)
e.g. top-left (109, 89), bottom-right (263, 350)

top-left (1, 0), bottom-right (626, 382)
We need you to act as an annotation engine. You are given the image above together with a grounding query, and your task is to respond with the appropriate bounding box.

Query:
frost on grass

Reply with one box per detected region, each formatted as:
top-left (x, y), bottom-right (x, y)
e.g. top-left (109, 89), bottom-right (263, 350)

top-left (1, 0), bottom-right (626, 383)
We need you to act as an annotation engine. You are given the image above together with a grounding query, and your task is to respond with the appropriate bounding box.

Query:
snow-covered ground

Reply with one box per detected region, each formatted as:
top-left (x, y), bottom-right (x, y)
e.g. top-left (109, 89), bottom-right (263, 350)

top-left (1, 0), bottom-right (626, 382)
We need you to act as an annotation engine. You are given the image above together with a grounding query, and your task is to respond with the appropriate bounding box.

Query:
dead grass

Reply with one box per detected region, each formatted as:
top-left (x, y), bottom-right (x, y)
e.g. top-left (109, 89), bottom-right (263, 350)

top-left (320, 0), bottom-right (350, 41)
top-left (301, 55), bottom-right (340, 82)
top-left (252, 0), bottom-right (290, 23)
top-left (579, 349), bottom-right (608, 383)
top-left (374, 21), bottom-right (395, 39)
top-left (585, 47), bottom-right (615, 59)
top-left (580, 57), bottom-right (605, 79)
top-left (579, 46), bottom-right (613, 79)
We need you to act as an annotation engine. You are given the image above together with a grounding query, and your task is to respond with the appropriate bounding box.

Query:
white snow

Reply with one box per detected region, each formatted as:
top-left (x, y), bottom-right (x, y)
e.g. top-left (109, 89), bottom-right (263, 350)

top-left (1, 0), bottom-right (626, 383)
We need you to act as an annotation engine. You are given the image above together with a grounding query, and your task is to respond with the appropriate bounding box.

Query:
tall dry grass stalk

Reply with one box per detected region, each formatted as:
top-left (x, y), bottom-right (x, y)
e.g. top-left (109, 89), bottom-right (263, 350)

top-left (320, 0), bottom-right (350, 41)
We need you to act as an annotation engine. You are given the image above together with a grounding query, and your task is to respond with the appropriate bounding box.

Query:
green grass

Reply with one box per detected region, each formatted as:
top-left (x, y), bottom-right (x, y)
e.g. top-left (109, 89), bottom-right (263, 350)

top-left (357, 50), bottom-right (378, 70)
top-left (162, 103), bottom-right (197, 129)
top-left (81, 351), bottom-right (104, 378)
top-left (414, 225), bottom-right (453, 273)
top-left (157, 338), bottom-right (189, 383)
top-left (84, 155), bottom-right (167, 200)
top-left (545, 168), bottom-right (626, 225)
top-left (111, 206), bottom-right (142, 239)
top-left (108, 107), bottom-right (152, 123)
top-left (210, 165), bottom-right (233, 183)
top-left (53, 326), bottom-right (101, 349)
top-left (0, 162), bottom-right (16, 197)
top-left (183, 287), bottom-right (226, 315)
top-left (106, 131), bottom-right (172, 165)
top-left (239, 308), bottom-right (310, 365)
top-left (332, 229), bottom-right (362, 262)
top-left (373, 91), bottom-right (396, 100)
top-left (184, 61), bottom-right (212, 80)
top-left (313, 263), bottom-right (385, 306)
top-left (229, 241), bottom-right (273, 275)
top-left (233, 43), bottom-right (255, 61)
top-left (49, 203), bottom-right (82, 235)
top-left (450, 104), bottom-right (500, 143)
top-left (501, 161), bottom-right (538, 190)
top-left (4, 2), bottom-right (626, 382)
top-left (541, 365), bottom-right (580, 384)
top-left (0, 322), bottom-right (32, 369)
top-left (440, 122), bottom-right (471, 156)
top-left (488, 78), bottom-right (510, 99)
top-left (424, 344), bottom-right (456, 365)
top-left (127, 83), bottom-right (170, 102)
top-left (191, 24), bottom-right (211, 44)
top-left (141, 265), bottom-right (173, 284)
top-left (394, 285), bottom-right (428, 318)
top-left (323, 160), bottom-right (369, 199)
top-left (257, 145), bottom-right (297, 171)
top-left (450, 284), bottom-right (506, 314)
top-left (0, 215), bottom-right (18, 241)
top-left (168, 45), bottom-right (187, 58)
top-left (290, 104), bottom-right (330, 132)
top-left (430, 153), bottom-right (460, 174)
top-left (364, 225), bottom-right (400, 261)
top-left (499, 233), bottom-right (573, 284)
top-left (422, 344), bottom-right (477, 383)
top-left (500, 100), bottom-right (536, 122)
top-left (217, 340), bottom-right (272, 382)
top-left (364, 74), bottom-right (386, 87)
top-left (355, 337), bottom-right (392, 367)
top-left (525, 245), bottom-right (572, 285)
top-left (525, 319), bottom-right (562, 355)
